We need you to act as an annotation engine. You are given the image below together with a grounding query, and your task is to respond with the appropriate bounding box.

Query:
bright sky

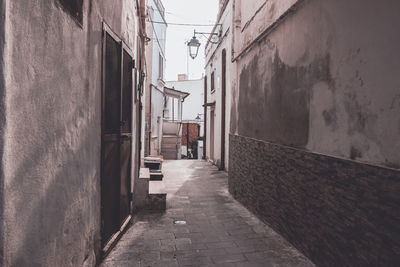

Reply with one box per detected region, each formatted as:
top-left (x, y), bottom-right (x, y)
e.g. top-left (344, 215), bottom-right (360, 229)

top-left (163, 0), bottom-right (218, 81)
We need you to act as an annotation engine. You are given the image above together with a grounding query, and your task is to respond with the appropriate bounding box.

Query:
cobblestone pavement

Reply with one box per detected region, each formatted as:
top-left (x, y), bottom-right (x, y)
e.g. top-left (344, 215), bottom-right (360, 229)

top-left (101, 160), bottom-right (314, 267)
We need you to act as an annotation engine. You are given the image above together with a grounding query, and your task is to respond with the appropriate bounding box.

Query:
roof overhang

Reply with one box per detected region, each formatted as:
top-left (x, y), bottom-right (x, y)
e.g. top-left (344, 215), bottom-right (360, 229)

top-left (164, 86), bottom-right (190, 100)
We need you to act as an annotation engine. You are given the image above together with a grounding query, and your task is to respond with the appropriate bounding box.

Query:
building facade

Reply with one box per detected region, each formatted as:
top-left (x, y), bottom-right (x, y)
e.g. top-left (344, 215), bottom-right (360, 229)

top-left (0, 0), bottom-right (146, 265)
top-left (204, 0), bottom-right (233, 170)
top-left (166, 75), bottom-right (205, 159)
top-left (166, 76), bottom-right (204, 134)
top-left (144, 0), bottom-right (167, 157)
top-left (226, 0), bottom-right (400, 266)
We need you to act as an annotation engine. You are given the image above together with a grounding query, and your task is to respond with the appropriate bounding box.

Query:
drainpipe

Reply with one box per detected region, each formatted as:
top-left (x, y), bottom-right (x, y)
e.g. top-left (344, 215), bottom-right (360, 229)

top-left (203, 76), bottom-right (207, 160)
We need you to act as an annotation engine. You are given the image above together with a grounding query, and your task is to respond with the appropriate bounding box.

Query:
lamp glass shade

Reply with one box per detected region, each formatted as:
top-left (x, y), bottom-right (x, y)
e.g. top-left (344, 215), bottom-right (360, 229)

top-left (188, 36), bottom-right (201, 59)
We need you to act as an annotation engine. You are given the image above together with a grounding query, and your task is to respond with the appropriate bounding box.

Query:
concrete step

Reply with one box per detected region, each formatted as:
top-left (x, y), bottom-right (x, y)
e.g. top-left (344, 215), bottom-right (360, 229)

top-left (150, 170), bottom-right (164, 181)
top-left (162, 136), bottom-right (180, 144)
top-left (161, 149), bottom-right (178, 154)
top-left (161, 143), bottom-right (177, 150)
top-left (162, 151), bottom-right (178, 160)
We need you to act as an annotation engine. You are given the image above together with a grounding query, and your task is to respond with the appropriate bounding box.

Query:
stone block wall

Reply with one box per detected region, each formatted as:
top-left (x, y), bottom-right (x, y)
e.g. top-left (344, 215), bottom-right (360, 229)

top-left (229, 135), bottom-right (400, 266)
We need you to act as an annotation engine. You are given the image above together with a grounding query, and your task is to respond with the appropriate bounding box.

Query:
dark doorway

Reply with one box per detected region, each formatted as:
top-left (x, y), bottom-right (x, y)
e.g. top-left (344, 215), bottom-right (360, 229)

top-left (101, 25), bottom-right (134, 248)
top-left (220, 49), bottom-right (226, 170)
top-left (210, 106), bottom-right (215, 161)
top-left (203, 76), bottom-right (207, 159)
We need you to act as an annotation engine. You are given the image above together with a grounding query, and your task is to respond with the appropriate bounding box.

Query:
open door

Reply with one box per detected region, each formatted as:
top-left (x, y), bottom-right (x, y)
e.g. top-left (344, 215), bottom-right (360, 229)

top-left (101, 24), bottom-right (134, 248)
top-left (220, 49), bottom-right (226, 170)
top-left (210, 106), bottom-right (215, 162)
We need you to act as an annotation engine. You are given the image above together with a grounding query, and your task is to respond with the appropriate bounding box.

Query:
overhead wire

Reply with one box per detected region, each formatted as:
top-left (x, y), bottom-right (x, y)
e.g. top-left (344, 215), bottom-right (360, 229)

top-left (149, 21), bottom-right (216, 27)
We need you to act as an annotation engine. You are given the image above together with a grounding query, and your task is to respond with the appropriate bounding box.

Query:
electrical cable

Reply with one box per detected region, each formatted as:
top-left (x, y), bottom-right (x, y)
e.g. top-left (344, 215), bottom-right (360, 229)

top-left (147, 16), bottom-right (167, 58)
top-left (149, 20), bottom-right (216, 27)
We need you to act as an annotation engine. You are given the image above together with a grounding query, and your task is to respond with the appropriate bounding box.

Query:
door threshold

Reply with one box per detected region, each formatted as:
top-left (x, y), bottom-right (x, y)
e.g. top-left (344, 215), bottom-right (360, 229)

top-left (101, 215), bottom-right (132, 259)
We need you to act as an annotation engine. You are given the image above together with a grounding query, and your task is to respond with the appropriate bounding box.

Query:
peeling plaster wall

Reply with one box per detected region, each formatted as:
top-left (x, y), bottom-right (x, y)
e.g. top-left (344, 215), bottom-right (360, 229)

top-left (233, 0), bottom-right (400, 168)
top-left (1, 0), bottom-right (140, 266)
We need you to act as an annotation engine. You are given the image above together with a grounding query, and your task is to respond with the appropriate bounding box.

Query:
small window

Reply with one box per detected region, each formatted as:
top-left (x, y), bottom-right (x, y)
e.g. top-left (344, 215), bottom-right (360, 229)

top-left (211, 71), bottom-right (215, 92)
top-left (58, 0), bottom-right (83, 26)
top-left (158, 53), bottom-right (164, 80)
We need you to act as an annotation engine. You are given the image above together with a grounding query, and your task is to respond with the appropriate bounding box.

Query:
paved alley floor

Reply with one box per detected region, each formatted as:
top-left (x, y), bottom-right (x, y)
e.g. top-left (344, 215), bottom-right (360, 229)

top-left (101, 160), bottom-right (314, 267)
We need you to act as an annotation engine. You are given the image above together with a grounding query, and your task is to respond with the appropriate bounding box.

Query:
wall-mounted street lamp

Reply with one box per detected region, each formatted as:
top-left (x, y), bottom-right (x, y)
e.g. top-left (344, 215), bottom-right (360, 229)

top-left (187, 34), bottom-right (201, 59)
top-left (187, 27), bottom-right (222, 59)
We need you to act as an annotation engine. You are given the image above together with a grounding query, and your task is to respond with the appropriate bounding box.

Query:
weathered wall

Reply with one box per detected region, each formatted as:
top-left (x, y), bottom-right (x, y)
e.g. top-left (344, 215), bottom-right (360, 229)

top-left (1, 0), bottom-right (140, 266)
top-left (0, 0), bottom-right (6, 264)
top-left (232, 0), bottom-right (400, 167)
top-left (230, 0), bottom-right (400, 265)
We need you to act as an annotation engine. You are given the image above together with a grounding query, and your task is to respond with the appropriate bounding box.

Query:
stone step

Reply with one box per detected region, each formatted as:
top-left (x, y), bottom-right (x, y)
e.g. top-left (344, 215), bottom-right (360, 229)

top-left (150, 171), bottom-right (164, 181)
top-left (162, 151), bottom-right (178, 160)
top-left (161, 143), bottom-right (177, 150)
top-left (162, 136), bottom-right (180, 144)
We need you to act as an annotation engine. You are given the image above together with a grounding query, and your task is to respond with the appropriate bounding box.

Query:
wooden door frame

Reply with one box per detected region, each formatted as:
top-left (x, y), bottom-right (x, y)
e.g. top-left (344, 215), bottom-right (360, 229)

top-left (203, 76), bottom-right (207, 159)
top-left (220, 49), bottom-right (226, 170)
top-left (100, 22), bottom-right (135, 253)
top-left (210, 106), bottom-right (215, 161)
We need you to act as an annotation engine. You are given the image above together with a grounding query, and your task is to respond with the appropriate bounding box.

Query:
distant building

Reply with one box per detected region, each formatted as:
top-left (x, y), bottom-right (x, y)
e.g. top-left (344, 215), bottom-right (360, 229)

top-left (166, 75), bottom-right (204, 159)
top-left (166, 75), bottom-right (204, 135)
top-left (144, 0), bottom-right (168, 157)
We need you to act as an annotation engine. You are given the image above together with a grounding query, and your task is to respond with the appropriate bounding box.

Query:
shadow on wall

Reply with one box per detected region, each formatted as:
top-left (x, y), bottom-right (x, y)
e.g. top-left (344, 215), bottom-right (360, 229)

top-left (7, 114), bottom-right (101, 267)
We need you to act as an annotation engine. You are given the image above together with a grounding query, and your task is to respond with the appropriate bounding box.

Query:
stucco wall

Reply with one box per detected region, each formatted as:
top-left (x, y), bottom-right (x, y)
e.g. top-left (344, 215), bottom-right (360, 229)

top-left (1, 0), bottom-right (140, 266)
top-left (230, 0), bottom-right (400, 265)
top-left (233, 0), bottom-right (400, 168)
top-left (0, 0), bottom-right (6, 264)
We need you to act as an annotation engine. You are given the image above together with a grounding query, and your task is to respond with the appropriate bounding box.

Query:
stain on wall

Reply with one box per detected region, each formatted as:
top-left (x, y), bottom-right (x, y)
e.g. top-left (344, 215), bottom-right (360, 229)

top-left (56, 0), bottom-right (84, 25)
top-left (234, 0), bottom-right (400, 168)
top-left (238, 48), bottom-right (333, 148)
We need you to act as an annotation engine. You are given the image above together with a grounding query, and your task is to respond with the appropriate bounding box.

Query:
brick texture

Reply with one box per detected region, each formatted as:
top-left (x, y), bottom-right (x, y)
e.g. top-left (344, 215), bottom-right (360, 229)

top-left (229, 134), bottom-right (400, 266)
top-left (181, 123), bottom-right (200, 146)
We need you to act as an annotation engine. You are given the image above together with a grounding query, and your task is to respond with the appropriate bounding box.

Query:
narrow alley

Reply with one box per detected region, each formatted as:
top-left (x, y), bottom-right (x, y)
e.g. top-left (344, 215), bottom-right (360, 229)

top-left (1, 0), bottom-right (399, 266)
top-left (101, 161), bottom-right (314, 267)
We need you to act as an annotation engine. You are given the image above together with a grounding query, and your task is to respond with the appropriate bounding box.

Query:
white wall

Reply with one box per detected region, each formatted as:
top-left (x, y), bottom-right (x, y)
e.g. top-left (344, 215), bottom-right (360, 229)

top-left (204, 1), bottom-right (233, 170)
top-left (165, 78), bottom-right (205, 136)
top-left (146, 0), bottom-right (167, 157)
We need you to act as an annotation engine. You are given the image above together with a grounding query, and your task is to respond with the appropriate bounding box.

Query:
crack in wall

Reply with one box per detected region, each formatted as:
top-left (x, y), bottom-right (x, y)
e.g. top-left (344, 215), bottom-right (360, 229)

top-left (241, 0), bottom-right (268, 33)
